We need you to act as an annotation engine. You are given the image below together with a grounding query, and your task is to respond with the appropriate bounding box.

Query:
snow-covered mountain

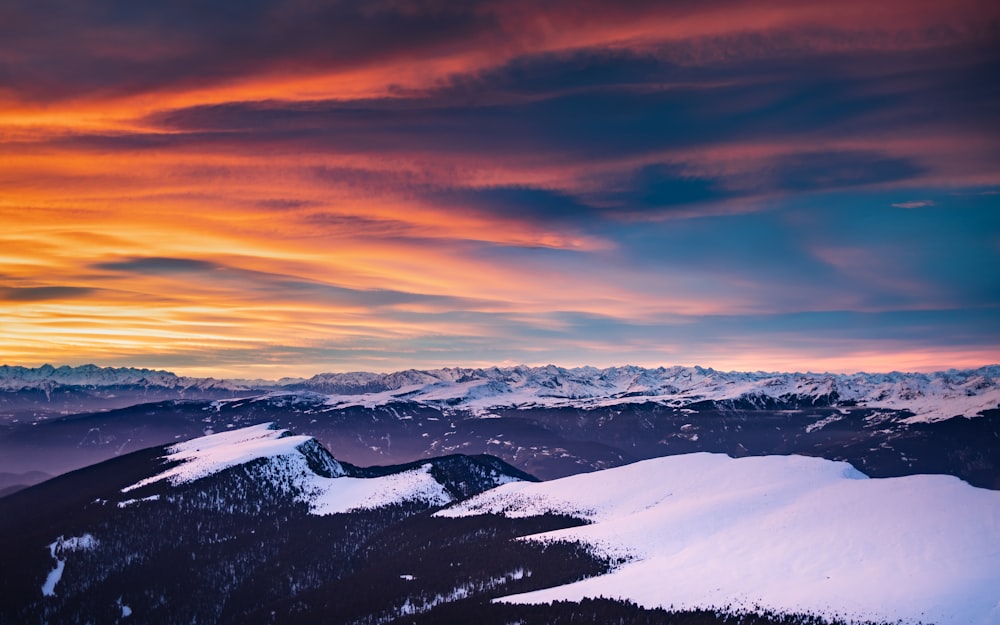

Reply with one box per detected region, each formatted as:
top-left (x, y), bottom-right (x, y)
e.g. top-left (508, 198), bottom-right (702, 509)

top-left (298, 364), bottom-right (1000, 424)
top-left (4, 363), bottom-right (997, 424)
top-left (0, 425), bottom-right (548, 625)
top-left (441, 452), bottom-right (1000, 625)
top-left (0, 363), bottom-right (255, 392)
top-left (120, 423), bottom-right (531, 515)
top-left (0, 364), bottom-right (294, 425)
top-left (4, 363), bottom-right (999, 494)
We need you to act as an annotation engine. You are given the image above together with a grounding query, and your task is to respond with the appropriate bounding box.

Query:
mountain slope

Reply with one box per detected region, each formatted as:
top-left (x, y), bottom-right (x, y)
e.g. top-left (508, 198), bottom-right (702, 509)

top-left (441, 453), bottom-right (1000, 625)
top-left (0, 424), bottom-right (552, 625)
top-left (119, 423), bottom-right (543, 517)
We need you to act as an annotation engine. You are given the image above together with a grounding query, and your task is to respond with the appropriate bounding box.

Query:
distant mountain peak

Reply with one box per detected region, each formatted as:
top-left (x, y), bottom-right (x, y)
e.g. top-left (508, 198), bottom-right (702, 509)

top-left (3, 363), bottom-right (998, 423)
top-left (0, 363), bottom-right (250, 392)
top-left (294, 364), bottom-right (1000, 423)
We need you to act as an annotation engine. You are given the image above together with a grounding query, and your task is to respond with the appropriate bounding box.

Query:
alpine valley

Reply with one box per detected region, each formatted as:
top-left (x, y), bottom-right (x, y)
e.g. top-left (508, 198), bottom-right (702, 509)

top-left (1, 364), bottom-right (999, 625)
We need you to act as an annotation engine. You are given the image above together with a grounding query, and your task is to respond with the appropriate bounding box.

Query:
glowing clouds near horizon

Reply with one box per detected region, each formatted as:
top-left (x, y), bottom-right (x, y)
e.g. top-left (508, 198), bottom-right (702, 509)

top-left (1, 0), bottom-right (998, 377)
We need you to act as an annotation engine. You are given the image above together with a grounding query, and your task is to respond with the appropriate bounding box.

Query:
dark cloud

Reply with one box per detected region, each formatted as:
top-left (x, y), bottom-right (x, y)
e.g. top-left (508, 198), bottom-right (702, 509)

top-left (762, 151), bottom-right (925, 192)
top-left (429, 186), bottom-right (600, 222)
top-left (253, 198), bottom-right (320, 210)
top-left (310, 166), bottom-right (431, 195)
top-left (0, 286), bottom-right (96, 302)
top-left (422, 167), bottom-right (739, 228)
top-left (608, 164), bottom-right (738, 209)
top-left (420, 150), bottom-right (925, 229)
top-left (4, 0), bottom-right (995, 105)
top-left (122, 42), bottom-right (997, 162)
top-left (0, 0), bottom-right (498, 101)
top-left (428, 48), bottom-right (683, 101)
top-left (93, 257), bottom-right (219, 274)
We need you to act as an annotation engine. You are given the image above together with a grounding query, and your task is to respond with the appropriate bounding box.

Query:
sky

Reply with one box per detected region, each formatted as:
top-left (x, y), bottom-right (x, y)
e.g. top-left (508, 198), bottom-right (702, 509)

top-left (1, 0), bottom-right (998, 379)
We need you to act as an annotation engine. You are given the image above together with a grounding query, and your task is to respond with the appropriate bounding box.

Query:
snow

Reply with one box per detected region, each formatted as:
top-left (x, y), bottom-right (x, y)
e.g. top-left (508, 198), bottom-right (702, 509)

top-left (122, 423), bottom-right (322, 491)
top-left (5, 364), bottom-right (997, 424)
top-left (41, 534), bottom-right (98, 597)
top-left (0, 365), bottom-right (1000, 423)
top-left (440, 453), bottom-right (1000, 625)
top-left (805, 413), bottom-right (846, 433)
top-left (308, 464), bottom-right (453, 515)
top-left (305, 365), bottom-right (1000, 424)
top-left (40, 547), bottom-right (64, 598)
top-left (117, 494), bottom-right (160, 508)
top-left (58, 534), bottom-right (98, 551)
top-left (122, 424), bottom-right (464, 514)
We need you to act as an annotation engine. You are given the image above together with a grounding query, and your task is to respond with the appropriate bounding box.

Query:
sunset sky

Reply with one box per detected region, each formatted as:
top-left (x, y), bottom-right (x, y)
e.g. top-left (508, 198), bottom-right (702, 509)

top-left (2, 0), bottom-right (998, 378)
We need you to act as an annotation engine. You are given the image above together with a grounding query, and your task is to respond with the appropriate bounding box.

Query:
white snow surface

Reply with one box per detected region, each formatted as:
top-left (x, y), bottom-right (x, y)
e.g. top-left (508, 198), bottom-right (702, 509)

top-left (117, 494), bottom-right (160, 508)
top-left (40, 551), bottom-right (64, 598)
top-left (41, 534), bottom-right (98, 597)
top-left (438, 453), bottom-right (1000, 625)
top-left (308, 464), bottom-right (453, 515)
top-left (123, 423), bottom-right (321, 491)
top-left (121, 424), bottom-right (457, 513)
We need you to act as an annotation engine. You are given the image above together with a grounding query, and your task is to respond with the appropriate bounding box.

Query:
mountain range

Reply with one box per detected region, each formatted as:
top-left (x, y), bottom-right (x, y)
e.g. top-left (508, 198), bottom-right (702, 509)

top-left (3, 364), bottom-right (999, 423)
top-left (1, 423), bottom-right (997, 625)
top-left (2, 364), bottom-right (998, 492)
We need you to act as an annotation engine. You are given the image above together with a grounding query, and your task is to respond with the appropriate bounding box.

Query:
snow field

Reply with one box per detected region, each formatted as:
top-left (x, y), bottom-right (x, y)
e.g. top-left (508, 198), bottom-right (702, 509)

top-left (442, 453), bottom-right (1000, 625)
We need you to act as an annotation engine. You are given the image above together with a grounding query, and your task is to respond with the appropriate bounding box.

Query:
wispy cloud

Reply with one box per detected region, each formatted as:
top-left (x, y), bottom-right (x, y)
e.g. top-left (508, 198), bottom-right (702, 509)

top-left (892, 200), bottom-right (936, 209)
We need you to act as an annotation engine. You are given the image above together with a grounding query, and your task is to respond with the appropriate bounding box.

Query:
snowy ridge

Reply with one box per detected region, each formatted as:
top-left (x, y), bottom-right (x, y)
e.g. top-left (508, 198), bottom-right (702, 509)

top-left (122, 423), bottom-right (332, 491)
top-left (307, 364), bottom-right (1000, 423)
top-left (0, 363), bottom-right (258, 392)
top-left (438, 453), bottom-right (1000, 625)
top-left (121, 424), bottom-right (502, 515)
top-left (308, 465), bottom-right (454, 515)
top-left (4, 363), bottom-right (999, 423)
